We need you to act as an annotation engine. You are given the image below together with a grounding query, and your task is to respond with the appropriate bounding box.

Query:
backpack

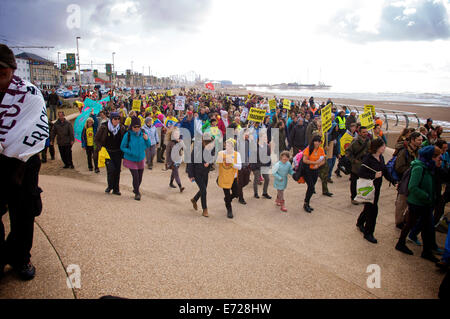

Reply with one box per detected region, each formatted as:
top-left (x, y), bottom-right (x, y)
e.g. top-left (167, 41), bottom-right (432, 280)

top-left (292, 147), bottom-right (308, 182)
top-left (386, 148), bottom-right (409, 183)
top-left (398, 165), bottom-right (426, 196)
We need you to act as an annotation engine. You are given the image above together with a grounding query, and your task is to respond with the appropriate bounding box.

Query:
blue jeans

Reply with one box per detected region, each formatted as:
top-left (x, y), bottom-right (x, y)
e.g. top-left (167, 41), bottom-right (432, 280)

top-left (327, 157), bottom-right (336, 179)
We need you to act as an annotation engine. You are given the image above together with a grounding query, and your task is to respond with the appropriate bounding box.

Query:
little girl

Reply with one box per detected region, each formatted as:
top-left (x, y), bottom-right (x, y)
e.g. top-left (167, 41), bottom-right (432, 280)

top-left (272, 151), bottom-right (294, 212)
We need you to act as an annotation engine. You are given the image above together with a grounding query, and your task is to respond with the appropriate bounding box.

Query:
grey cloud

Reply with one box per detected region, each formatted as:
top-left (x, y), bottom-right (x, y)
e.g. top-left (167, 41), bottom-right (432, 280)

top-left (0, 0), bottom-right (212, 49)
top-left (325, 0), bottom-right (450, 42)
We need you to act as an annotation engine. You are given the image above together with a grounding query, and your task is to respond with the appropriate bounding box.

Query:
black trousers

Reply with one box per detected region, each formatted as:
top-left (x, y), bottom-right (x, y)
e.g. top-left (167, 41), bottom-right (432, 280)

top-left (130, 169), bottom-right (144, 194)
top-left (357, 203), bottom-right (379, 235)
top-left (194, 174), bottom-right (209, 210)
top-left (304, 167), bottom-right (319, 204)
top-left (85, 146), bottom-right (98, 169)
top-left (0, 155), bottom-right (42, 267)
top-left (350, 172), bottom-right (358, 200)
top-left (58, 144), bottom-right (73, 167)
top-left (41, 145), bottom-right (55, 162)
top-left (223, 179), bottom-right (239, 211)
top-left (105, 150), bottom-right (123, 192)
top-left (399, 203), bottom-right (434, 255)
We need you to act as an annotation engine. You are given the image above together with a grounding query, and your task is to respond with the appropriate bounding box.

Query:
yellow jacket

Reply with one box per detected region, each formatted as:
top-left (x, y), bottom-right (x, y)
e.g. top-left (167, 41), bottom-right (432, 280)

top-left (217, 151), bottom-right (241, 189)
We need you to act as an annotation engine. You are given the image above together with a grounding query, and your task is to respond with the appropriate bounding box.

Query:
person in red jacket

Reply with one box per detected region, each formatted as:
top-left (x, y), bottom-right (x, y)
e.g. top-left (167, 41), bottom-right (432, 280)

top-left (218, 110), bottom-right (229, 137)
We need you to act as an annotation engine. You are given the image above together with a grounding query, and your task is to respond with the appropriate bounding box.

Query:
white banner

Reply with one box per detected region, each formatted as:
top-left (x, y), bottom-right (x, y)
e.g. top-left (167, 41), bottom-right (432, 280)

top-left (175, 96), bottom-right (186, 111)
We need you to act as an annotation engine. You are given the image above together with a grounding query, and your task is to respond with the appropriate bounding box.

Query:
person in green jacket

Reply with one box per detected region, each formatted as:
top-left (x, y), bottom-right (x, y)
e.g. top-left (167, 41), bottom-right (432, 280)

top-left (395, 145), bottom-right (442, 263)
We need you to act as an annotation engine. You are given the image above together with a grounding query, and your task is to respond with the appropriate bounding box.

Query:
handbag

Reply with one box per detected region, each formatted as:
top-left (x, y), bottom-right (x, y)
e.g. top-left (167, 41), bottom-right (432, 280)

top-left (355, 164), bottom-right (377, 204)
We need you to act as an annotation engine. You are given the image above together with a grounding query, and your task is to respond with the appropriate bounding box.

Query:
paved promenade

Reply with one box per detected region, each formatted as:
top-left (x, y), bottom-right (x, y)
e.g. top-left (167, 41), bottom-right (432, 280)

top-left (0, 144), bottom-right (446, 299)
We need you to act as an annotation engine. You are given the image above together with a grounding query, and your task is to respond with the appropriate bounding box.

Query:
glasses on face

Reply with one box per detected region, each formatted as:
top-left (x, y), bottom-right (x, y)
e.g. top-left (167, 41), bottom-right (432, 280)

top-left (133, 125), bottom-right (140, 129)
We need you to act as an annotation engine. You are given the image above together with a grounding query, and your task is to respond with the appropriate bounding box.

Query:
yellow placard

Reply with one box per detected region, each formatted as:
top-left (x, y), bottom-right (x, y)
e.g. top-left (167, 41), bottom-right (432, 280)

top-left (359, 110), bottom-right (375, 130)
top-left (321, 103), bottom-right (333, 133)
top-left (167, 90), bottom-right (173, 97)
top-left (75, 101), bottom-right (84, 109)
top-left (364, 105), bottom-right (376, 118)
top-left (247, 108), bottom-right (266, 123)
top-left (132, 100), bottom-right (142, 112)
top-left (269, 99), bottom-right (277, 110)
top-left (283, 99), bottom-right (291, 110)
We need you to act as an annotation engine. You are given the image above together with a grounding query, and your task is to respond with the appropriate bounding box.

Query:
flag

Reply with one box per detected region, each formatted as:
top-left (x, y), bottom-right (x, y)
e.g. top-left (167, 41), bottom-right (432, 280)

top-left (153, 119), bottom-right (164, 128)
top-left (202, 120), bottom-right (211, 132)
top-left (205, 82), bottom-right (215, 91)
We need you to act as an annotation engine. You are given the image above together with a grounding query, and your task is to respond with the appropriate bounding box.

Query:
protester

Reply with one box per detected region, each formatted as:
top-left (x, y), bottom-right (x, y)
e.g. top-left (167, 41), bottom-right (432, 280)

top-left (41, 121), bottom-right (55, 163)
top-left (302, 135), bottom-right (326, 213)
top-left (187, 133), bottom-right (215, 217)
top-left (236, 128), bottom-right (251, 205)
top-left (50, 111), bottom-right (75, 169)
top-left (346, 126), bottom-right (370, 205)
top-left (120, 117), bottom-right (151, 200)
top-left (217, 139), bottom-right (242, 219)
top-left (166, 127), bottom-right (185, 192)
top-left (272, 151), bottom-right (294, 212)
top-left (394, 131), bottom-right (423, 229)
top-left (47, 88), bottom-right (59, 121)
top-left (251, 133), bottom-right (272, 199)
top-left (395, 146), bottom-right (442, 263)
top-left (289, 117), bottom-right (307, 156)
top-left (95, 112), bottom-right (126, 195)
top-left (0, 43), bottom-right (48, 280)
top-left (425, 118), bottom-right (434, 132)
top-left (356, 138), bottom-right (394, 243)
top-left (81, 113), bottom-right (99, 172)
top-left (142, 117), bottom-right (159, 170)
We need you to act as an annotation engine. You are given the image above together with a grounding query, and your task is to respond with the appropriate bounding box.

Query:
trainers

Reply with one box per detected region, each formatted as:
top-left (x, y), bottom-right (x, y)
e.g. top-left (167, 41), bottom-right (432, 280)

top-left (14, 262), bottom-right (36, 281)
top-left (262, 193), bottom-right (272, 199)
top-left (407, 236), bottom-right (422, 246)
top-left (112, 191), bottom-right (121, 196)
top-left (323, 192), bottom-right (333, 197)
top-left (395, 242), bottom-right (414, 255)
top-left (254, 194), bottom-right (260, 199)
top-left (105, 187), bottom-right (112, 193)
top-left (169, 183), bottom-right (177, 189)
top-left (134, 193), bottom-right (141, 201)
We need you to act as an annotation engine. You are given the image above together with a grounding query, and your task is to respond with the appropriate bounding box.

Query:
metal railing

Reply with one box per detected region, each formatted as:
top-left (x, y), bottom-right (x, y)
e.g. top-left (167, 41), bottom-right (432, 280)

top-left (334, 104), bottom-right (421, 131)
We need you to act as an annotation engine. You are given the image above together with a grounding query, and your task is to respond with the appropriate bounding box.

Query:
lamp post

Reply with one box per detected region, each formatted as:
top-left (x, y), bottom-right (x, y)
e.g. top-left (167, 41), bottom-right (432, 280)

top-left (112, 52), bottom-right (116, 89)
top-left (76, 36), bottom-right (82, 91)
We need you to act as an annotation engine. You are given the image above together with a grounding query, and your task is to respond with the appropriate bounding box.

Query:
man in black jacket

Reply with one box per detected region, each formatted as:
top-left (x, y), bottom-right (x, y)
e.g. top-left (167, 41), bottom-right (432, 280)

top-left (47, 88), bottom-right (59, 121)
top-left (1, 44), bottom-right (47, 280)
top-left (289, 117), bottom-right (307, 156)
top-left (50, 111), bottom-right (75, 169)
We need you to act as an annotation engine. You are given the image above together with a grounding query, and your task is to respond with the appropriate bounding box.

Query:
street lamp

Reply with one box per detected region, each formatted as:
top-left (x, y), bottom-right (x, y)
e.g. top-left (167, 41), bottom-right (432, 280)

top-left (112, 52), bottom-right (116, 89)
top-left (76, 36), bottom-right (81, 90)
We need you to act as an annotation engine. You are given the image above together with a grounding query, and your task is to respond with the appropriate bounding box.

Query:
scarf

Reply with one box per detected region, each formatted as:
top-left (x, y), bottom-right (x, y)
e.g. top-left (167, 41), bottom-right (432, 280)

top-left (108, 119), bottom-right (120, 136)
top-left (0, 76), bottom-right (48, 162)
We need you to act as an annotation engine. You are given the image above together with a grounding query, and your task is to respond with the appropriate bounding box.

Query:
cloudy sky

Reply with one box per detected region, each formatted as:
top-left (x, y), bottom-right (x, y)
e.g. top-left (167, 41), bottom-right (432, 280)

top-left (1, 0), bottom-right (450, 93)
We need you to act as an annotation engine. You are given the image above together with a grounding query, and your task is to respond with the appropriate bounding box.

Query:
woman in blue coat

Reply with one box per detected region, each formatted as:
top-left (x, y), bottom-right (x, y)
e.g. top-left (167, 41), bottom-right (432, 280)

top-left (120, 117), bottom-right (151, 200)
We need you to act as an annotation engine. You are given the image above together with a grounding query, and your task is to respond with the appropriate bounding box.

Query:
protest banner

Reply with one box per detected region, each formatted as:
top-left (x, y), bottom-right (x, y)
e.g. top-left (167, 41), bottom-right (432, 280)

top-left (359, 110), bottom-right (375, 130)
top-left (283, 99), bottom-right (291, 110)
top-left (269, 99), bottom-right (277, 110)
top-left (364, 105), bottom-right (376, 118)
top-left (175, 96), bottom-right (186, 111)
top-left (167, 90), bottom-right (173, 97)
top-left (321, 103), bottom-right (333, 133)
top-left (132, 100), bottom-right (142, 112)
top-left (248, 108), bottom-right (266, 123)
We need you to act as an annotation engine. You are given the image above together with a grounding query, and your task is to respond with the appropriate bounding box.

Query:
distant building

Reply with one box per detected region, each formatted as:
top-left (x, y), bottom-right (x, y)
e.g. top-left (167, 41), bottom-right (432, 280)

top-left (14, 57), bottom-right (31, 82)
top-left (220, 80), bottom-right (233, 86)
top-left (15, 52), bottom-right (59, 89)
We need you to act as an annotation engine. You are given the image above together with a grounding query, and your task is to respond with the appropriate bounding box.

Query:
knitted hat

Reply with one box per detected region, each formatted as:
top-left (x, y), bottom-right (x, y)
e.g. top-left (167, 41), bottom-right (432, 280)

top-left (110, 112), bottom-right (120, 119)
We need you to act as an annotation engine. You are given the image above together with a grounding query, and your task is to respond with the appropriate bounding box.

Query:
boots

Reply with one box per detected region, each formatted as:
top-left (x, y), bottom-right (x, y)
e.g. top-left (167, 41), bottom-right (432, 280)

top-left (202, 208), bottom-right (209, 218)
top-left (304, 202), bottom-right (313, 213)
top-left (280, 200), bottom-right (287, 212)
top-left (191, 198), bottom-right (198, 211)
top-left (225, 201), bottom-right (233, 219)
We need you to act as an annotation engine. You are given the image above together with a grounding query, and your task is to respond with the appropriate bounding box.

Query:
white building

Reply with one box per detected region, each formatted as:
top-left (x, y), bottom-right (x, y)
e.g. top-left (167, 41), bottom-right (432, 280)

top-left (15, 57), bottom-right (31, 82)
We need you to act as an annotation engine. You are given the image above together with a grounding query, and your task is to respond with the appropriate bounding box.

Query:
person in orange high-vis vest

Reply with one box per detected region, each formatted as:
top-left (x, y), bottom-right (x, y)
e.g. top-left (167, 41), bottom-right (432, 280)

top-left (217, 139), bottom-right (242, 219)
